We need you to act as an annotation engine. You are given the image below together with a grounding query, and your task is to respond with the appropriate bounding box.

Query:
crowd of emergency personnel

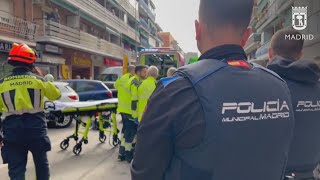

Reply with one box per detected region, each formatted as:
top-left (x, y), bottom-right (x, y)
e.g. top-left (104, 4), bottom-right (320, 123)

top-left (1, 0), bottom-right (320, 180)
top-left (116, 65), bottom-right (177, 162)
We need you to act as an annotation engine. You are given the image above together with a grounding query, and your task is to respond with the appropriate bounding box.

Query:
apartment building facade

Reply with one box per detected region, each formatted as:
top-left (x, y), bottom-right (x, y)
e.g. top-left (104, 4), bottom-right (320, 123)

top-left (158, 32), bottom-right (184, 54)
top-left (244, 0), bottom-right (320, 66)
top-left (0, 0), bottom-right (163, 79)
top-left (138, 0), bottom-right (162, 49)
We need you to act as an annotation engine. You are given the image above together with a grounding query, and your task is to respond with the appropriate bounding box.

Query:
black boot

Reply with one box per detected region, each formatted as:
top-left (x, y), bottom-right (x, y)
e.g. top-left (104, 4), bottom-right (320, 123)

top-left (125, 151), bottom-right (133, 163)
top-left (118, 146), bottom-right (126, 161)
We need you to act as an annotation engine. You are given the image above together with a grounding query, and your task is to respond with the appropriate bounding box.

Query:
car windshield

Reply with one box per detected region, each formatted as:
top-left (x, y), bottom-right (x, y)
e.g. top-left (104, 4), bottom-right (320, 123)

top-left (100, 74), bottom-right (118, 81)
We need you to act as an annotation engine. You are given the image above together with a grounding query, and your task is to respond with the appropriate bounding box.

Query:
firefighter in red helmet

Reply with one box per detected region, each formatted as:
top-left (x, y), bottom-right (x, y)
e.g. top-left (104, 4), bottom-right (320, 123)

top-left (0, 43), bottom-right (61, 180)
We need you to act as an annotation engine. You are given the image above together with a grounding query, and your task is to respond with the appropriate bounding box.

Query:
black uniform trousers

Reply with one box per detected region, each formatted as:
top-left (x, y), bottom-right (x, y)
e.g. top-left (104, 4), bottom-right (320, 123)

top-left (119, 113), bottom-right (138, 157)
top-left (2, 136), bottom-right (51, 180)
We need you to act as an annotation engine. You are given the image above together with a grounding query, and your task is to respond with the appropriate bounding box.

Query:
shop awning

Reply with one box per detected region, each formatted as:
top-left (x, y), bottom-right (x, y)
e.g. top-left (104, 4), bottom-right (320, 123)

top-left (41, 54), bottom-right (66, 64)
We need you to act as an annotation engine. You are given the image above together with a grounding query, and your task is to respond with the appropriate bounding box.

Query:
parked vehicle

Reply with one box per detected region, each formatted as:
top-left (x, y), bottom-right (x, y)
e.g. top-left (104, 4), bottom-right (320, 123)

top-left (45, 82), bottom-right (79, 128)
top-left (64, 80), bottom-right (113, 101)
top-left (100, 67), bottom-right (122, 98)
top-left (100, 66), bottom-right (122, 82)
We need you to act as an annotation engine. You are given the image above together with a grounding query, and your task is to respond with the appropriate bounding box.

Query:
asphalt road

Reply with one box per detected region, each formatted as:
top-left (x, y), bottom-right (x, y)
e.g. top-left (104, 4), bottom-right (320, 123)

top-left (0, 120), bottom-right (131, 180)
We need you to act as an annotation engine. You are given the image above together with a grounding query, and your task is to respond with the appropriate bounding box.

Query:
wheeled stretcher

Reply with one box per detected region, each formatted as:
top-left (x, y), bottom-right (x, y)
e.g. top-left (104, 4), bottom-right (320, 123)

top-left (45, 99), bottom-right (120, 155)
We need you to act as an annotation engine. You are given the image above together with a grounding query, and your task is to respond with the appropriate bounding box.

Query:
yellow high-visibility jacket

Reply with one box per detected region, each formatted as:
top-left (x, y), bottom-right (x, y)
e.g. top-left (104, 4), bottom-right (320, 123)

top-left (115, 73), bottom-right (133, 114)
top-left (0, 69), bottom-right (61, 118)
top-left (137, 76), bottom-right (156, 122)
top-left (129, 75), bottom-right (141, 119)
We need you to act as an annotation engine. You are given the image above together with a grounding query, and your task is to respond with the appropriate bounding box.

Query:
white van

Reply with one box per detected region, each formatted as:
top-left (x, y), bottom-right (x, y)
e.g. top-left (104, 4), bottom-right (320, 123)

top-left (100, 66), bottom-right (123, 82)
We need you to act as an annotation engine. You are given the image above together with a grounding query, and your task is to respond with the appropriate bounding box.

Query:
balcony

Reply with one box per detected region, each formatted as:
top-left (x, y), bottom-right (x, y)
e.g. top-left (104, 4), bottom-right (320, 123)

top-left (255, 0), bottom-right (293, 32)
top-left (115, 0), bottom-right (138, 19)
top-left (140, 38), bottom-right (149, 48)
top-left (244, 33), bottom-right (261, 53)
top-left (0, 10), bottom-right (38, 45)
top-left (36, 20), bottom-right (125, 59)
top-left (140, 19), bottom-right (150, 32)
top-left (255, 41), bottom-right (270, 61)
top-left (126, 51), bottom-right (137, 63)
top-left (139, 0), bottom-right (156, 21)
top-left (62, 0), bottom-right (137, 41)
top-left (149, 36), bottom-right (156, 48)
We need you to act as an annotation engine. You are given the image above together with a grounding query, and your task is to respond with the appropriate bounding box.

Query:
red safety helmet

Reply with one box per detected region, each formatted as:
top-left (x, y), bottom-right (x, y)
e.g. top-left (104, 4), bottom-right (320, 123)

top-left (8, 43), bottom-right (37, 67)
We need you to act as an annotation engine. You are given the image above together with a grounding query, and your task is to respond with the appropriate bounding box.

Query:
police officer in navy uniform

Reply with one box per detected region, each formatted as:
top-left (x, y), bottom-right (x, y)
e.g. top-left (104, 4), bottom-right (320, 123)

top-left (267, 29), bottom-right (320, 180)
top-left (131, 0), bottom-right (295, 180)
top-left (0, 43), bottom-right (61, 180)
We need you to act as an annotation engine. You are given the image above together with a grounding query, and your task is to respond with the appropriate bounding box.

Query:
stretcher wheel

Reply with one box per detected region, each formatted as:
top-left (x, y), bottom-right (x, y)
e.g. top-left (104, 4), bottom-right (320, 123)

top-left (112, 136), bottom-right (120, 147)
top-left (99, 134), bottom-right (107, 143)
top-left (73, 144), bottom-right (82, 155)
top-left (60, 140), bottom-right (69, 150)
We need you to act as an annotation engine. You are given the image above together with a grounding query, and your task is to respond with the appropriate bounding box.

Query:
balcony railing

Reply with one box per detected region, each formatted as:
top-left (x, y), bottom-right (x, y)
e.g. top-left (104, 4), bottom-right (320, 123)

top-left (115, 0), bottom-right (138, 19)
top-left (64, 0), bottom-right (136, 40)
top-left (139, 0), bottom-right (156, 21)
top-left (244, 33), bottom-right (261, 53)
top-left (0, 10), bottom-right (38, 41)
top-left (149, 36), bottom-right (156, 48)
top-left (126, 51), bottom-right (137, 62)
top-left (140, 19), bottom-right (150, 32)
top-left (36, 20), bottom-right (125, 59)
top-left (140, 38), bottom-right (149, 48)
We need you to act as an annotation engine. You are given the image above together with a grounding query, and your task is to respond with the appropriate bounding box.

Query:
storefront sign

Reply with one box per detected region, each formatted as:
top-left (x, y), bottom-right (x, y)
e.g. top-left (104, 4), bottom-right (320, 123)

top-left (61, 65), bottom-right (71, 79)
top-left (104, 58), bottom-right (123, 67)
top-left (45, 44), bottom-right (61, 54)
top-left (0, 42), bottom-right (12, 52)
top-left (72, 56), bottom-right (92, 67)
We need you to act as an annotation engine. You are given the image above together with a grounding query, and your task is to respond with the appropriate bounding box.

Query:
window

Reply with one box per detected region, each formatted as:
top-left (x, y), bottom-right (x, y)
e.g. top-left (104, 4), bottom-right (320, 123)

top-left (76, 82), bottom-right (97, 92)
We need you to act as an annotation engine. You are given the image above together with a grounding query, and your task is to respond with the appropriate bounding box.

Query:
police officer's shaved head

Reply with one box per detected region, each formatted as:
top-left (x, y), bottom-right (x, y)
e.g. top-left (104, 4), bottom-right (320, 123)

top-left (199, 0), bottom-right (253, 34)
top-left (196, 0), bottom-right (254, 53)
top-left (269, 29), bottom-right (304, 61)
top-left (147, 66), bottom-right (159, 79)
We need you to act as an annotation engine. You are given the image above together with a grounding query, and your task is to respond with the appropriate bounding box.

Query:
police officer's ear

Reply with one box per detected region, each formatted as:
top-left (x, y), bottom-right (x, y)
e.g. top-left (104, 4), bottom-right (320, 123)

top-left (268, 48), bottom-right (274, 62)
top-left (195, 20), bottom-right (201, 41)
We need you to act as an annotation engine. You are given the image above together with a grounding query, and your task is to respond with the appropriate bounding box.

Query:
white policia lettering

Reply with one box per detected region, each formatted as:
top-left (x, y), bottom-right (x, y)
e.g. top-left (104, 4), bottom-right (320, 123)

top-left (221, 100), bottom-right (290, 123)
top-left (296, 101), bottom-right (320, 112)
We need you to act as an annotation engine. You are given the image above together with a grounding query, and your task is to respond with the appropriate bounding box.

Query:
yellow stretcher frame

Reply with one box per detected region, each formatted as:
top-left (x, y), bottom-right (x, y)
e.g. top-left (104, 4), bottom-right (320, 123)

top-left (46, 100), bottom-right (120, 155)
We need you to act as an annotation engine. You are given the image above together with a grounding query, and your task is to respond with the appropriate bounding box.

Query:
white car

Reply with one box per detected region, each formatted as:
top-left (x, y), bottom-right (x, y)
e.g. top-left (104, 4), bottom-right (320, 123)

top-left (54, 82), bottom-right (79, 102)
top-left (45, 82), bottom-right (79, 128)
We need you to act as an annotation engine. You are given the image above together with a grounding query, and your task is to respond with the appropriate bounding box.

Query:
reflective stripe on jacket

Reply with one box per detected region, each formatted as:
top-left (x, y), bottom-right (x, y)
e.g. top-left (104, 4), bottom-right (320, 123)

top-left (0, 70), bottom-right (61, 118)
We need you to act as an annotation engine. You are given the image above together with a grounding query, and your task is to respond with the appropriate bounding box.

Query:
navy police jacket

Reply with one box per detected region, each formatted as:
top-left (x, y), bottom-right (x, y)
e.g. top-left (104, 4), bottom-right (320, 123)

top-left (131, 45), bottom-right (295, 180)
top-left (268, 57), bottom-right (320, 173)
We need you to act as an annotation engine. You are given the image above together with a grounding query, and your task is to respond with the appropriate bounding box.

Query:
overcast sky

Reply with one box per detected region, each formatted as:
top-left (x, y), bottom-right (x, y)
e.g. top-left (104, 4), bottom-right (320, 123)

top-left (154, 0), bottom-right (200, 53)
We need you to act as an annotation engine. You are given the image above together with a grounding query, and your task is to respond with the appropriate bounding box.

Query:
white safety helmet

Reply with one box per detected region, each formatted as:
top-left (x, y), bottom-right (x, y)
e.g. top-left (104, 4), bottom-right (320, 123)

top-left (44, 74), bottom-right (54, 82)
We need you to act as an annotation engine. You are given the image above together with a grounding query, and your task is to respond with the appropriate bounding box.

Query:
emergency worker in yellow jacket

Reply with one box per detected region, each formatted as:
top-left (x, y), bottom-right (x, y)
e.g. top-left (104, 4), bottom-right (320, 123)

top-left (115, 65), bottom-right (135, 161)
top-left (123, 65), bottom-right (147, 163)
top-left (137, 66), bottom-right (158, 122)
top-left (0, 43), bottom-right (61, 180)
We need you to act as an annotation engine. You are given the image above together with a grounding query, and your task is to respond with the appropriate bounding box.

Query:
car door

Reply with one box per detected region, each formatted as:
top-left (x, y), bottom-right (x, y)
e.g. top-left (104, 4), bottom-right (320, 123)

top-left (91, 82), bottom-right (109, 100)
